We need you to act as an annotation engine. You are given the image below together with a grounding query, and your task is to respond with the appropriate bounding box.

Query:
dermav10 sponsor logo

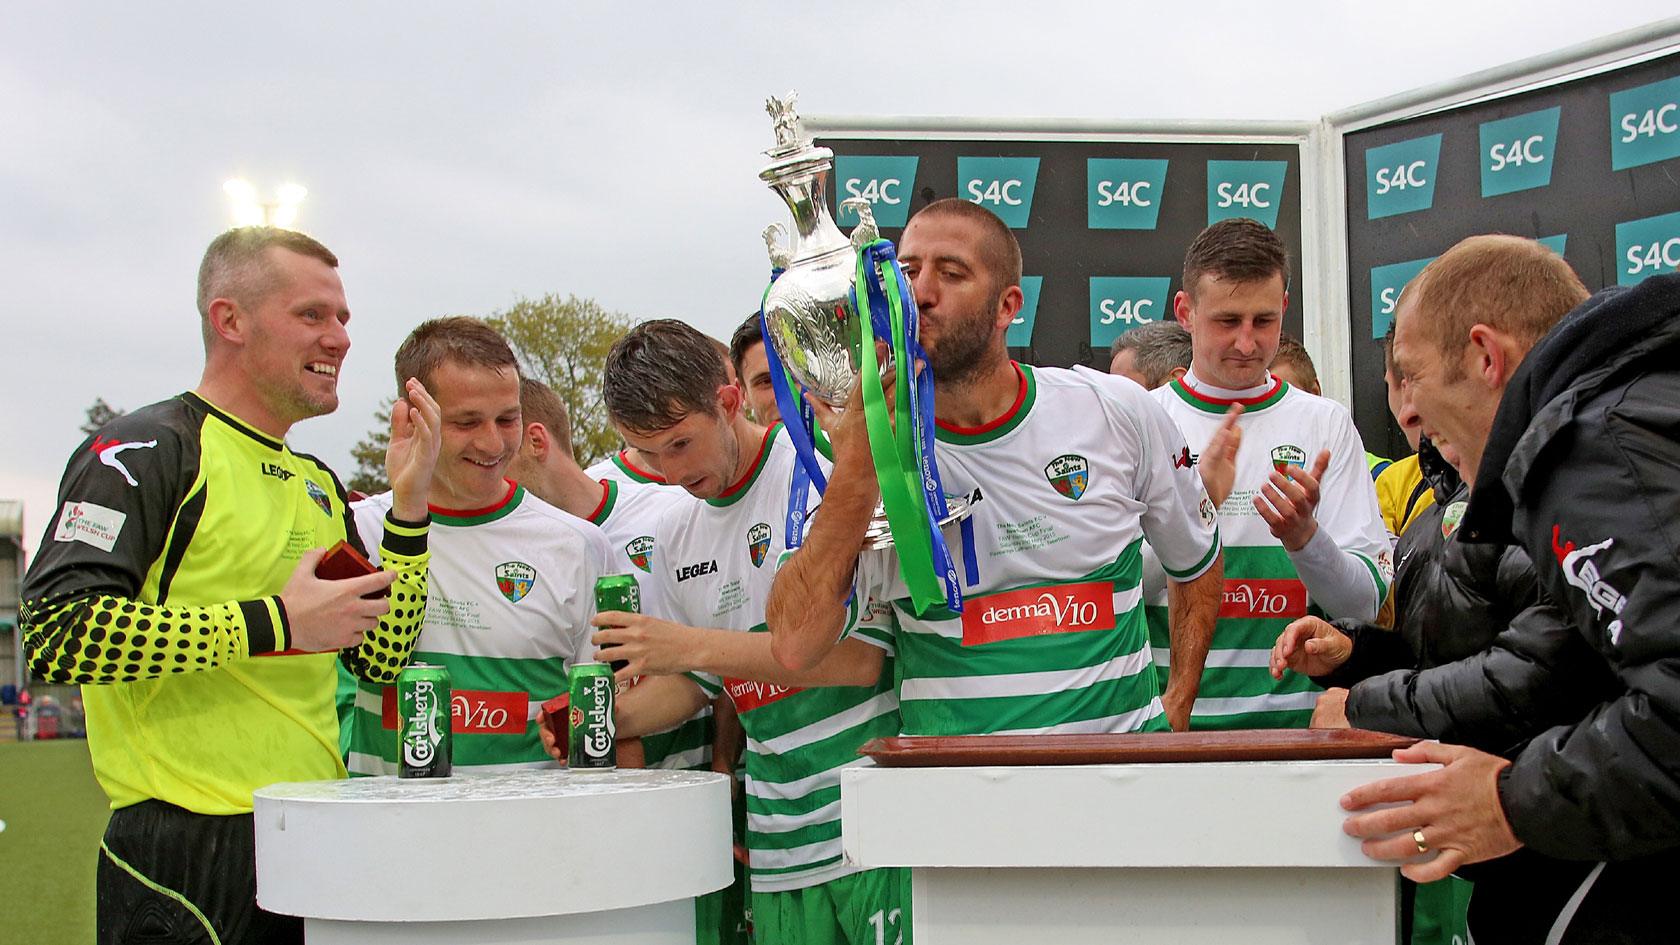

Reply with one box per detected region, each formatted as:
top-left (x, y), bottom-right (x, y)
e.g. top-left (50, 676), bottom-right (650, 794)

top-left (1610, 74), bottom-right (1680, 171)
top-left (1087, 158), bottom-right (1169, 230)
top-left (1614, 209), bottom-right (1680, 286)
top-left (835, 156), bottom-right (919, 228)
top-left (958, 156), bottom-right (1040, 229)
top-left (1006, 276), bottom-right (1043, 348)
top-left (1479, 106), bottom-right (1561, 197)
top-left (1089, 276), bottom-right (1173, 349)
top-left (1365, 133), bottom-right (1442, 220)
top-left (1206, 160), bottom-right (1287, 227)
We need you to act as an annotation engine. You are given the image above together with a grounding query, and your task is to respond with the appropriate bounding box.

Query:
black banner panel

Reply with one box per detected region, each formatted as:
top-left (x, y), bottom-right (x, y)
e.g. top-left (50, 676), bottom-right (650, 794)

top-left (1345, 51), bottom-right (1680, 458)
top-left (815, 135), bottom-right (1306, 370)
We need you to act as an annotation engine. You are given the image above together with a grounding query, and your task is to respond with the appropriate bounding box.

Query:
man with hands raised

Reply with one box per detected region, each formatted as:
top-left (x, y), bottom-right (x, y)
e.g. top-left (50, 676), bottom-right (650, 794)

top-left (1143, 218), bottom-right (1390, 730)
top-left (20, 227), bottom-right (441, 945)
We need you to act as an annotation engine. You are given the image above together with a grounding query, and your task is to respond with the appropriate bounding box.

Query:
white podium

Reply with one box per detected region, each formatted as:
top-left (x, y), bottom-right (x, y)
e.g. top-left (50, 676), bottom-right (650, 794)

top-left (254, 769), bottom-right (731, 945)
top-left (843, 759), bottom-right (1430, 945)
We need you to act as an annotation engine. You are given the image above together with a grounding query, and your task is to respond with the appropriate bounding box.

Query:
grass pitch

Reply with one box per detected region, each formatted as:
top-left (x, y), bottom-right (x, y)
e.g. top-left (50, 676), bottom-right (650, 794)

top-left (0, 739), bottom-right (108, 943)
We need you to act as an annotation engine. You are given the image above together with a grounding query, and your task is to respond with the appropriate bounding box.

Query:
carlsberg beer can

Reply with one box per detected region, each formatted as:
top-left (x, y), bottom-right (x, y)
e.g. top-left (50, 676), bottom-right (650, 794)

top-left (568, 661), bottom-right (616, 770)
top-left (595, 574), bottom-right (639, 674)
top-left (398, 663), bottom-right (453, 778)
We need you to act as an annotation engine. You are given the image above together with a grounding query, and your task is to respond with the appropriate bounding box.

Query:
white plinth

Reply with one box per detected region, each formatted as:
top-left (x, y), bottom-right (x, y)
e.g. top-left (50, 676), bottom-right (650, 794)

top-left (843, 759), bottom-right (1432, 945)
top-left (255, 769), bottom-right (732, 945)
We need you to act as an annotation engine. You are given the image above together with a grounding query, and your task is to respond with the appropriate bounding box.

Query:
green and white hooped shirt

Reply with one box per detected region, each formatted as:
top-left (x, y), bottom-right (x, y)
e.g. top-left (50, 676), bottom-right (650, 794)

top-left (1144, 373), bottom-right (1391, 730)
top-left (346, 483), bottom-right (611, 774)
top-left (585, 477), bottom-right (714, 772)
top-left (652, 425), bottom-right (900, 894)
top-left (853, 364), bottom-right (1220, 737)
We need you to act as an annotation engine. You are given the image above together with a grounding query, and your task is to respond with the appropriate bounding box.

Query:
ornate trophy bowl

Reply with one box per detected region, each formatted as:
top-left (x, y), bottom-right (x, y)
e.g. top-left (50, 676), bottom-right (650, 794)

top-left (758, 93), bottom-right (968, 554)
top-left (758, 98), bottom-right (864, 407)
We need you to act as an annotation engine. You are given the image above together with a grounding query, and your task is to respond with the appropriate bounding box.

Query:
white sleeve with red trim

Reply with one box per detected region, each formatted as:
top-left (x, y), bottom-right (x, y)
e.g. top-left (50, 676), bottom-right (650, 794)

top-left (1080, 367), bottom-right (1221, 581)
top-left (1284, 403), bottom-right (1390, 621)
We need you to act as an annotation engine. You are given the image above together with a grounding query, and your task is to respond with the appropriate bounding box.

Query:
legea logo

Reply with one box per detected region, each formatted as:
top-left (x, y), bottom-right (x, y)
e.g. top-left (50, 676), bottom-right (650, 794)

top-left (1007, 276), bottom-right (1044, 348)
top-left (1479, 106), bottom-right (1561, 197)
top-left (1609, 74), bottom-right (1680, 170)
top-left (1369, 255), bottom-right (1435, 339)
top-left (835, 156), bottom-right (919, 228)
top-left (1366, 133), bottom-right (1443, 220)
top-left (1615, 209), bottom-right (1680, 286)
top-left (1207, 160), bottom-right (1287, 227)
top-left (1089, 277), bottom-right (1172, 349)
top-left (958, 156), bottom-right (1040, 229)
top-left (1086, 158), bottom-right (1169, 229)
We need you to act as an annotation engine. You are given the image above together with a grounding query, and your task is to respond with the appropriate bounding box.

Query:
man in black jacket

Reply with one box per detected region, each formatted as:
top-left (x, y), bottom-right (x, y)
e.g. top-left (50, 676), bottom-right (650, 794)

top-left (1340, 234), bottom-right (1678, 941)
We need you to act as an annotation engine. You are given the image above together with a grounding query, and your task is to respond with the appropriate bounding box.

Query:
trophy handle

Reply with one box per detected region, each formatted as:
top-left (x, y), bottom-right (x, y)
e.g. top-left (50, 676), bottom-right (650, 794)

top-left (762, 224), bottom-right (792, 272)
top-left (842, 198), bottom-right (879, 252)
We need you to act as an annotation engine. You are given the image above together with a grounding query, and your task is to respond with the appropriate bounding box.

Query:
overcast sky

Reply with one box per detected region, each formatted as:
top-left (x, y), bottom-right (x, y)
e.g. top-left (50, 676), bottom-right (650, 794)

top-left (2, 2), bottom-right (1667, 553)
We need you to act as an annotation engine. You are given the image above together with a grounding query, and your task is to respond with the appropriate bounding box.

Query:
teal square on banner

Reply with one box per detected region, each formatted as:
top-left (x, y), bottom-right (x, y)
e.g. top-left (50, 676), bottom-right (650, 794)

top-left (958, 157), bottom-right (1040, 228)
top-left (1609, 75), bottom-right (1680, 171)
top-left (1086, 159), bottom-right (1169, 229)
top-left (1370, 256), bottom-right (1436, 338)
top-left (1006, 276), bottom-right (1044, 347)
top-left (835, 156), bottom-right (920, 227)
top-left (1366, 134), bottom-right (1443, 220)
top-left (1479, 107), bottom-right (1561, 197)
top-left (1089, 277), bottom-right (1173, 349)
top-left (1540, 234), bottom-right (1568, 256)
top-left (1615, 210), bottom-right (1680, 285)
top-left (1206, 161), bottom-right (1288, 227)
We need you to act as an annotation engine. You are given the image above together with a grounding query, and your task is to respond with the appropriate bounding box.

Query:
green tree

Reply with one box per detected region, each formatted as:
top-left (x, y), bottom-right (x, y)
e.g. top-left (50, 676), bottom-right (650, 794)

top-left (346, 399), bottom-right (392, 495)
top-left (487, 294), bottom-right (634, 466)
top-left (81, 397), bottom-right (125, 435)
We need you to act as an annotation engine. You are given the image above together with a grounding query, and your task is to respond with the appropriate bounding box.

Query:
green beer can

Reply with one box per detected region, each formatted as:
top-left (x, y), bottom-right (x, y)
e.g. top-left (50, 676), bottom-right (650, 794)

top-left (595, 574), bottom-right (640, 673)
top-left (568, 661), bottom-right (616, 770)
top-left (398, 663), bottom-right (453, 778)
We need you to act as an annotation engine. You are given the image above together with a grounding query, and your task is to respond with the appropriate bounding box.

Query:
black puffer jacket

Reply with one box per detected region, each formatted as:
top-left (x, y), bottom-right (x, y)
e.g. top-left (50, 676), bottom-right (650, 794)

top-left (1320, 442), bottom-right (1542, 706)
top-left (1441, 272), bottom-right (1680, 862)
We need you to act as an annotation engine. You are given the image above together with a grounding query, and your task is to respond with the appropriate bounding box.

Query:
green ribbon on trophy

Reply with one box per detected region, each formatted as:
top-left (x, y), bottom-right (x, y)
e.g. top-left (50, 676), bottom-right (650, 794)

top-left (854, 239), bottom-right (963, 615)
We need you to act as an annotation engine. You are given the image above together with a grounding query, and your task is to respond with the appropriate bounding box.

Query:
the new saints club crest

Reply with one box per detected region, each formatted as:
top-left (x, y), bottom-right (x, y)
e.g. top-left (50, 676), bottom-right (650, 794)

top-left (1270, 444), bottom-right (1307, 472)
top-left (747, 522), bottom-right (773, 568)
top-left (495, 561), bottom-right (537, 603)
top-left (305, 479), bottom-right (332, 516)
top-left (1441, 501), bottom-right (1468, 540)
top-left (1044, 454), bottom-right (1090, 500)
top-left (625, 536), bottom-right (655, 573)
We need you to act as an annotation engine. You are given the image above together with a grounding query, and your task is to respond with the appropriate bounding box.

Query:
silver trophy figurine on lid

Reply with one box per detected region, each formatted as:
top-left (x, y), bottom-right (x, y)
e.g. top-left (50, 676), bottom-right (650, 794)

top-left (756, 92), bottom-right (968, 566)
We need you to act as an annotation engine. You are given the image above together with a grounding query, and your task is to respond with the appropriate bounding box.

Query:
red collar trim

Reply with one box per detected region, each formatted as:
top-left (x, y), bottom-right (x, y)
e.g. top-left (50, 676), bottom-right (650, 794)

top-left (936, 363), bottom-right (1028, 436)
top-left (1179, 375), bottom-right (1285, 407)
top-left (586, 480), bottom-right (611, 523)
top-left (430, 479), bottom-right (516, 518)
top-left (715, 424), bottom-right (776, 502)
top-left (618, 450), bottom-right (665, 483)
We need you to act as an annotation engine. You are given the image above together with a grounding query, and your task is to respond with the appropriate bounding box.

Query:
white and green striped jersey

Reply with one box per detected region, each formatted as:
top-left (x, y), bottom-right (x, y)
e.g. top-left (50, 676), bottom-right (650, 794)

top-left (583, 477), bottom-right (713, 772)
top-left (853, 364), bottom-right (1219, 737)
top-left (345, 482), bottom-right (610, 774)
top-left (585, 449), bottom-right (668, 487)
top-left (652, 424), bottom-right (899, 893)
top-left (1144, 374), bottom-right (1391, 730)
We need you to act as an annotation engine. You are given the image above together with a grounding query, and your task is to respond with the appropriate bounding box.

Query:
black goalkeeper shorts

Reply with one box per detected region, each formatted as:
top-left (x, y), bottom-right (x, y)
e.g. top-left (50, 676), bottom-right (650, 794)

top-left (97, 799), bottom-right (302, 945)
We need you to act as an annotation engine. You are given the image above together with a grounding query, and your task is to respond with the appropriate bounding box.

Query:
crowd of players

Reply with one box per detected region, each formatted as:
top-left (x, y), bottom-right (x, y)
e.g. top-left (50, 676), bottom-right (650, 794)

top-left (19, 201), bottom-right (1680, 945)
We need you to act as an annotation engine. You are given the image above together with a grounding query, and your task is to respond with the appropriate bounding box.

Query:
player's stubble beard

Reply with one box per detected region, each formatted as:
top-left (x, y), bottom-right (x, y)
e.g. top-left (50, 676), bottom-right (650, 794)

top-left (926, 288), bottom-right (1006, 392)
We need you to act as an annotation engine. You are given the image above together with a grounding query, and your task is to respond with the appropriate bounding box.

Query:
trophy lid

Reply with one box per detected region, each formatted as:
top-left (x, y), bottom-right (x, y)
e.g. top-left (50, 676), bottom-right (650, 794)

top-left (759, 90), bottom-right (834, 184)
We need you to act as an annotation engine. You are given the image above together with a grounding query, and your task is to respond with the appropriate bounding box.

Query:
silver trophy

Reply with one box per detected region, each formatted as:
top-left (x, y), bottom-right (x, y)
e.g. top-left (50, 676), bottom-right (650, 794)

top-left (758, 92), bottom-right (967, 550)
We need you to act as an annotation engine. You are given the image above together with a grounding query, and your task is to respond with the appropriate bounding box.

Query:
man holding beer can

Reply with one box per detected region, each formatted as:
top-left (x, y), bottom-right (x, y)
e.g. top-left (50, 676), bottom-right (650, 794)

top-left (343, 318), bottom-right (612, 774)
top-left (544, 320), bottom-right (907, 945)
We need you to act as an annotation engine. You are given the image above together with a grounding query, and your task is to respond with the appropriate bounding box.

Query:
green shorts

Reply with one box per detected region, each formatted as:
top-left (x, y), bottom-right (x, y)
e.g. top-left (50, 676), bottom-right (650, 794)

top-left (750, 868), bottom-right (911, 945)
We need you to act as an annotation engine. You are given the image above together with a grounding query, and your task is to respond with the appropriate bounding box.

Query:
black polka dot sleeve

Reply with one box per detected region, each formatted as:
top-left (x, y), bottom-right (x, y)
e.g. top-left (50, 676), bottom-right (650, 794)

top-left (20, 591), bottom-right (276, 683)
top-left (339, 513), bottom-right (430, 684)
